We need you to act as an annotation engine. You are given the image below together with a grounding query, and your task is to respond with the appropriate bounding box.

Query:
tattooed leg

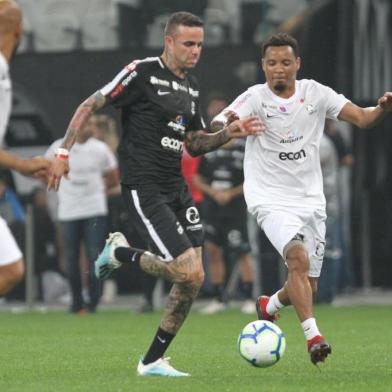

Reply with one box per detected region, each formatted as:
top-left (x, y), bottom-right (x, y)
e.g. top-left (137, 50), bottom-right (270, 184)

top-left (158, 247), bottom-right (204, 334)
top-left (140, 247), bottom-right (202, 284)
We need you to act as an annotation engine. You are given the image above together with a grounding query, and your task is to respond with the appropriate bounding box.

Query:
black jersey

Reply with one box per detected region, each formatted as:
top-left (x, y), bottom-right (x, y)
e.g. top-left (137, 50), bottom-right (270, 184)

top-left (100, 57), bottom-right (205, 191)
top-left (198, 139), bottom-right (247, 217)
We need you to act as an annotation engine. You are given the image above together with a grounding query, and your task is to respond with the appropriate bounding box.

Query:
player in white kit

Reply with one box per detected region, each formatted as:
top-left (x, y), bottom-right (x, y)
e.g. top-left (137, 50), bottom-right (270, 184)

top-left (0, 1), bottom-right (50, 296)
top-left (211, 33), bottom-right (392, 365)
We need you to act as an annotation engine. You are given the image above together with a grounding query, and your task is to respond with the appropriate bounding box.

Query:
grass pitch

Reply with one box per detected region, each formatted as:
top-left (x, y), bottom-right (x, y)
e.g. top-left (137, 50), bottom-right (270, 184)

top-left (0, 305), bottom-right (391, 392)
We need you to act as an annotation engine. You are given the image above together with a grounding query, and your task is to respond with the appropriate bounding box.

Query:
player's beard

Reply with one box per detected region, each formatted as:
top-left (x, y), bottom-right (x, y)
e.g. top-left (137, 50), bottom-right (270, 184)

top-left (273, 82), bottom-right (286, 93)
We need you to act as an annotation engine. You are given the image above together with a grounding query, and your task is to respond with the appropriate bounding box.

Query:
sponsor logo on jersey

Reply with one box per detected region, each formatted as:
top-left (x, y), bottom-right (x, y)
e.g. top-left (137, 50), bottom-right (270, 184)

top-left (176, 221), bottom-right (184, 235)
top-left (279, 149), bottom-right (307, 161)
top-left (110, 84), bottom-right (125, 98)
top-left (279, 129), bottom-right (304, 144)
top-left (306, 104), bottom-right (316, 114)
top-left (161, 136), bottom-right (183, 152)
top-left (168, 115), bottom-right (186, 133)
top-left (186, 207), bottom-right (200, 224)
top-left (157, 89), bottom-right (171, 96)
top-left (188, 87), bottom-right (199, 97)
top-left (233, 93), bottom-right (252, 110)
top-left (150, 76), bottom-right (170, 87)
top-left (172, 81), bottom-right (188, 92)
top-left (121, 70), bottom-right (138, 87)
top-left (279, 106), bottom-right (287, 112)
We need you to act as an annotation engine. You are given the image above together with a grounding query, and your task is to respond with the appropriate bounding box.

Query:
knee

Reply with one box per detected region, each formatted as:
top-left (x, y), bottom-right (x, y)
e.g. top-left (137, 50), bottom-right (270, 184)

top-left (185, 268), bottom-right (205, 289)
top-left (286, 245), bottom-right (309, 275)
top-left (11, 260), bottom-right (24, 285)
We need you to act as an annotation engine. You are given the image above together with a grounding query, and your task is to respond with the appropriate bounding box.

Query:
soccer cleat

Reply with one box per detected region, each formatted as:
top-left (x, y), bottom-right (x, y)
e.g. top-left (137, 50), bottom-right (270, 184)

top-left (241, 300), bottom-right (255, 315)
top-left (307, 335), bottom-right (332, 365)
top-left (199, 300), bottom-right (227, 315)
top-left (255, 295), bottom-right (280, 322)
top-left (137, 357), bottom-right (190, 377)
top-left (94, 232), bottom-right (129, 280)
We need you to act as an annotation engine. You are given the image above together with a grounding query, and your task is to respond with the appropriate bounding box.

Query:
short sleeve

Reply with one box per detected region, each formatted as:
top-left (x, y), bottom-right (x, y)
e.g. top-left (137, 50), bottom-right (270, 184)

top-left (226, 89), bottom-right (258, 119)
top-left (99, 60), bottom-right (142, 109)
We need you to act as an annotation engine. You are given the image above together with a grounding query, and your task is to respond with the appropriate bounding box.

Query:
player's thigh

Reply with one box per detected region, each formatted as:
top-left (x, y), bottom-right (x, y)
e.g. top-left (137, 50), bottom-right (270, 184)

top-left (306, 209), bottom-right (327, 278)
top-left (176, 185), bottom-right (204, 249)
top-left (122, 187), bottom-right (193, 261)
top-left (0, 217), bottom-right (23, 267)
top-left (253, 207), bottom-right (305, 258)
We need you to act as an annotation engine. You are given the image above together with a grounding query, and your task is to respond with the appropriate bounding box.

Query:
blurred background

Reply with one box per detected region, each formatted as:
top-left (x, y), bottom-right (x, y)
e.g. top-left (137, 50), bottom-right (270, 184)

top-left (2, 0), bottom-right (392, 310)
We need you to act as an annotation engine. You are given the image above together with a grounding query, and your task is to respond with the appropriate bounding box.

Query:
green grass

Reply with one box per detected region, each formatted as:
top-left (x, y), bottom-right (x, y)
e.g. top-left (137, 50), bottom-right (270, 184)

top-left (1, 305), bottom-right (391, 391)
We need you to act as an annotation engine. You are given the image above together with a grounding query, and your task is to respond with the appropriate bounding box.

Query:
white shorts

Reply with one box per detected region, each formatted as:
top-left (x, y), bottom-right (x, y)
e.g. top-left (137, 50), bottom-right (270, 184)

top-left (249, 205), bottom-right (326, 278)
top-left (0, 216), bottom-right (23, 266)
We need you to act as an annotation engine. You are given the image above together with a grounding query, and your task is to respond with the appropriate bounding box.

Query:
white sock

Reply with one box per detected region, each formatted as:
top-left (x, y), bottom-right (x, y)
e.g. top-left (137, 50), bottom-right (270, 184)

top-left (301, 317), bottom-right (321, 340)
top-left (266, 292), bottom-right (284, 315)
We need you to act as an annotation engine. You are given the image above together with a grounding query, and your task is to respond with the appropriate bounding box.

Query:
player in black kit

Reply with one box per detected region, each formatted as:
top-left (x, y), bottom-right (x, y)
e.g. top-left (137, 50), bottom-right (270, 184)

top-left (48, 12), bottom-right (264, 377)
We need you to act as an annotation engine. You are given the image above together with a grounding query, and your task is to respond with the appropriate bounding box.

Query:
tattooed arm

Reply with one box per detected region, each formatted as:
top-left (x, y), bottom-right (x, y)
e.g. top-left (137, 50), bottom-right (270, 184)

top-left (185, 115), bottom-right (264, 157)
top-left (47, 91), bottom-right (108, 191)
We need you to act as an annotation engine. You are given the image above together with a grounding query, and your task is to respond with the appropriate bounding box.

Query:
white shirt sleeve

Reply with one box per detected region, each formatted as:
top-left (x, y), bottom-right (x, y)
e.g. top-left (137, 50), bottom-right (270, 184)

top-left (226, 88), bottom-right (258, 119)
top-left (321, 84), bottom-right (350, 120)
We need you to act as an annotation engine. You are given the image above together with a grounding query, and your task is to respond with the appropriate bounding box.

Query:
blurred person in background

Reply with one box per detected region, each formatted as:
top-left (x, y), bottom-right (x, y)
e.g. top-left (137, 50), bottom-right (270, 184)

top-left (211, 32), bottom-right (392, 365)
top-left (194, 137), bottom-right (255, 314)
top-left (0, 0), bottom-right (50, 297)
top-left (46, 116), bottom-right (119, 314)
top-left (47, 11), bottom-right (262, 376)
top-left (316, 131), bottom-right (341, 304)
top-left (31, 187), bottom-right (69, 303)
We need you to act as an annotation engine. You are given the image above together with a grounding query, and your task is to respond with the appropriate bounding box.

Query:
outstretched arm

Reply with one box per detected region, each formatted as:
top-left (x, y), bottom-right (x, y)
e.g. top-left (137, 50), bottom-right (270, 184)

top-left (0, 149), bottom-right (50, 176)
top-left (338, 92), bottom-right (392, 129)
top-left (185, 116), bottom-right (264, 157)
top-left (47, 91), bottom-right (108, 191)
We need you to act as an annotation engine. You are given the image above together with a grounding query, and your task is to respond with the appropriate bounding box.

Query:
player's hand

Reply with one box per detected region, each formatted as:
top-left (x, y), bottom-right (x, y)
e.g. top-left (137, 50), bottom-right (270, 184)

top-left (47, 157), bottom-right (69, 191)
top-left (17, 156), bottom-right (51, 177)
top-left (213, 190), bottom-right (232, 205)
top-left (225, 110), bottom-right (240, 125)
top-left (378, 92), bottom-right (392, 112)
top-left (226, 116), bottom-right (265, 138)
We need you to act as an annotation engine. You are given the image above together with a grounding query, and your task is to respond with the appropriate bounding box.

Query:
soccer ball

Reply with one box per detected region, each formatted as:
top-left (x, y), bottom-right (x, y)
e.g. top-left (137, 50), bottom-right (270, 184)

top-left (237, 320), bottom-right (286, 368)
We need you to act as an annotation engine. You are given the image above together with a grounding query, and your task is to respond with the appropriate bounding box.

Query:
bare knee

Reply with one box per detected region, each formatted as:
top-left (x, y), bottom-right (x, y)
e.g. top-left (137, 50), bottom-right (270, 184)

top-left (173, 248), bottom-right (205, 287)
top-left (0, 259), bottom-right (24, 295)
top-left (285, 245), bottom-right (309, 275)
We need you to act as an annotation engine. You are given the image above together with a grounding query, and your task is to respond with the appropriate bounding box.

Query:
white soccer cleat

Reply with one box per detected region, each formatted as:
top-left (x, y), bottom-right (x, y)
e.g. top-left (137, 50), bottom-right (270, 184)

top-left (137, 357), bottom-right (190, 377)
top-left (94, 232), bottom-right (129, 280)
top-left (199, 300), bottom-right (227, 315)
top-left (241, 299), bottom-right (255, 315)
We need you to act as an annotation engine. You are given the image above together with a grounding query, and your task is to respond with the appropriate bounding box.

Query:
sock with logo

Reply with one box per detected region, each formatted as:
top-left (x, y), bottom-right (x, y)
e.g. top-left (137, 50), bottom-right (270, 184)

top-left (143, 327), bottom-right (175, 365)
top-left (266, 291), bottom-right (285, 315)
top-left (301, 317), bottom-right (321, 340)
top-left (114, 246), bottom-right (145, 266)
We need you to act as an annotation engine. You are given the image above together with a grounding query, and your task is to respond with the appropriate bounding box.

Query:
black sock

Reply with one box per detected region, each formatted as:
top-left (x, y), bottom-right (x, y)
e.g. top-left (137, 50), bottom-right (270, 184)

top-left (114, 246), bottom-right (145, 266)
top-left (143, 327), bottom-right (175, 365)
top-left (241, 281), bottom-right (254, 300)
top-left (213, 283), bottom-right (225, 302)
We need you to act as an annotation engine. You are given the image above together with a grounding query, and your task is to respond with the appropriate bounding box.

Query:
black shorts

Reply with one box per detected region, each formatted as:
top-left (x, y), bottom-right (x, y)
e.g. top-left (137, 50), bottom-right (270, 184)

top-left (204, 213), bottom-right (251, 255)
top-left (121, 184), bottom-right (204, 261)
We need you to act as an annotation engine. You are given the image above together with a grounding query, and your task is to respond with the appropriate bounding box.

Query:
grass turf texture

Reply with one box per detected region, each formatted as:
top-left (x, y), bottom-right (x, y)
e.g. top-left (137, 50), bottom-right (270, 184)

top-left (0, 305), bottom-right (391, 392)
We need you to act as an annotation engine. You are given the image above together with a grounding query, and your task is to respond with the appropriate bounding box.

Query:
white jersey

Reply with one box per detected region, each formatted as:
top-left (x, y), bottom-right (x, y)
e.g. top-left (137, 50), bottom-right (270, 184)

top-left (46, 138), bottom-right (118, 221)
top-left (226, 79), bottom-right (349, 209)
top-left (0, 52), bottom-right (12, 147)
